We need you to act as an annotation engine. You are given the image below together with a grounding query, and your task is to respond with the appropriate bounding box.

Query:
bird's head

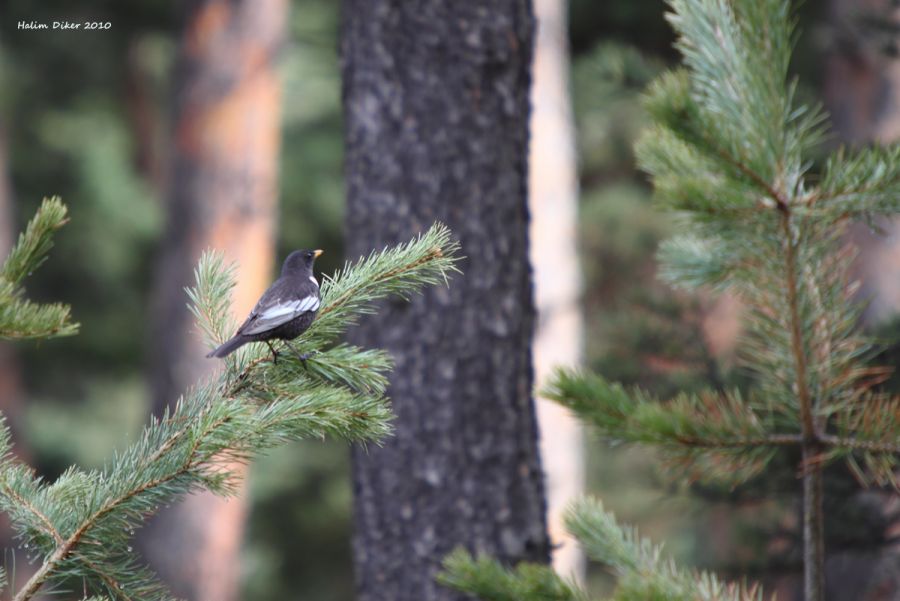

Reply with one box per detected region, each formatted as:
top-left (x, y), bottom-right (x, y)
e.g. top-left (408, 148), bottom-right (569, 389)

top-left (282, 248), bottom-right (323, 276)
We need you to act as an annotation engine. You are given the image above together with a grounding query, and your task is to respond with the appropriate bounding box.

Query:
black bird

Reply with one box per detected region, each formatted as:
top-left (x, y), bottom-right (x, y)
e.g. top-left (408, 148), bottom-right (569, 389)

top-left (207, 249), bottom-right (323, 362)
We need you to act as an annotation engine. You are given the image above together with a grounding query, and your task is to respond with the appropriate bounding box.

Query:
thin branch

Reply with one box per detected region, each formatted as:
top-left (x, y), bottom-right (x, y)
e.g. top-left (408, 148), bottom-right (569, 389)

top-left (226, 246), bottom-right (445, 395)
top-left (674, 430), bottom-right (900, 455)
top-left (779, 205), bottom-right (825, 601)
top-left (780, 209), bottom-right (817, 441)
top-left (74, 555), bottom-right (134, 601)
top-left (1, 486), bottom-right (64, 546)
top-left (691, 113), bottom-right (790, 210)
top-left (819, 434), bottom-right (900, 454)
top-left (809, 174), bottom-right (900, 208)
top-left (674, 429), bottom-right (900, 456)
top-left (718, 146), bottom-right (789, 210)
top-left (672, 433), bottom-right (803, 448)
top-left (13, 532), bottom-right (73, 601)
top-left (317, 246), bottom-right (444, 320)
top-left (12, 413), bottom-right (229, 601)
top-left (802, 448), bottom-right (825, 601)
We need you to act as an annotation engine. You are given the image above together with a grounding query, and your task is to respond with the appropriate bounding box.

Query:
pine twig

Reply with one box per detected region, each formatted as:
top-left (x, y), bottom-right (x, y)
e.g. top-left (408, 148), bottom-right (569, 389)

top-left (0, 222), bottom-right (460, 601)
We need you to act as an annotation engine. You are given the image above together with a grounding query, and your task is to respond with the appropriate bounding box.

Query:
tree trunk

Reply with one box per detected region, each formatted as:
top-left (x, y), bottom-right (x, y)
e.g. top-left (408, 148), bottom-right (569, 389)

top-left (341, 2), bottom-right (550, 600)
top-left (529, 0), bottom-right (584, 581)
top-left (143, 1), bottom-right (285, 599)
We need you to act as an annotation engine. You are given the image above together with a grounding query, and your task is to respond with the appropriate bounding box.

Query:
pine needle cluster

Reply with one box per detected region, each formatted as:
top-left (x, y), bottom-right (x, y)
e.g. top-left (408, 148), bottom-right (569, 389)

top-left (0, 200), bottom-right (460, 601)
top-left (441, 499), bottom-right (765, 601)
top-left (0, 197), bottom-right (78, 340)
top-left (443, 0), bottom-right (900, 599)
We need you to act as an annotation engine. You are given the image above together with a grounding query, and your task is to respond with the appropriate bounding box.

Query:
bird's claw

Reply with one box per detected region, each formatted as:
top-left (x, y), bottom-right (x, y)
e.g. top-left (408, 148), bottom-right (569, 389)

top-left (265, 341), bottom-right (279, 365)
top-left (283, 341), bottom-right (314, 369)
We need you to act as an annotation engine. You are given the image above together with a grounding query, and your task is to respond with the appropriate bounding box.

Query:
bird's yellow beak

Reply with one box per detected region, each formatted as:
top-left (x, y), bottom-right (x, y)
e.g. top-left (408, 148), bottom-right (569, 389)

top-left (313, 249), bottom-right (323, 259)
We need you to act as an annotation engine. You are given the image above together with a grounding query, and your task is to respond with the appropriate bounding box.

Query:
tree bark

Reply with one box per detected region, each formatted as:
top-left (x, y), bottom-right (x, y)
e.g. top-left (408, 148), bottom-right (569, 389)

top-left (143, 1), bottom-right (285, 599)
top-left (341, 2), bottom-right (550, 600)
top-left (529, 0), bottom-right (584, 581)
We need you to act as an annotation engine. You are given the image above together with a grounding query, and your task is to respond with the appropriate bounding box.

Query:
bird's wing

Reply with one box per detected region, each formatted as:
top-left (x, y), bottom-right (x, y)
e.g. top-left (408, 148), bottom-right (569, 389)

top-left (240, 293), bottom-right (320, 336)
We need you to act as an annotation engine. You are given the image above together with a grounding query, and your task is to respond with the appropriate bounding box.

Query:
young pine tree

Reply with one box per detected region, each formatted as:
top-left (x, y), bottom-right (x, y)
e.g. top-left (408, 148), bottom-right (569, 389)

top-left (442, 0), bottom-right (900, 600)
top-left (0, 197), bottom-right (459, 601)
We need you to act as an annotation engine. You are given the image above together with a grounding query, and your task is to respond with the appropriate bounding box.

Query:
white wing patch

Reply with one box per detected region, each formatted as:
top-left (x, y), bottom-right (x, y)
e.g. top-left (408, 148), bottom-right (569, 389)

top-left (301, 296), bottom-right (320, 311)
top-left (259, 296), bottom-right (319, 319)
top-left (242, 295), bottom-right (320, 335)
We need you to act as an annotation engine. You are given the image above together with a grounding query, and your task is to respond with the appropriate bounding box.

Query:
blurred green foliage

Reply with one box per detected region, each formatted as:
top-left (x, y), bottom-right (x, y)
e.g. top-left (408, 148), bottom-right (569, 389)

top-left (0, 0), bottom-right (863, 599)
top-left (3, 1), bottom-right (351, 599)
top-left (569, 1), bottom-right (836, 595)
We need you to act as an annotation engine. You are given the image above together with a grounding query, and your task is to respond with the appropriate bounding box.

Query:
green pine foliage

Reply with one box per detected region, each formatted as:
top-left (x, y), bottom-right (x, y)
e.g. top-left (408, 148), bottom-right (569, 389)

top-left (440, 551), bottom-right (587, 601)
top-left (583, 0), bottom-right (900, 489)
top-left (442, 499), bottom-right (765, 601)
top-left (0, 197), bottom-right (78, 340)
top-left (0, 204), bottom-right (460, 601)
top-left (444, 0), bottom-right (900, 599)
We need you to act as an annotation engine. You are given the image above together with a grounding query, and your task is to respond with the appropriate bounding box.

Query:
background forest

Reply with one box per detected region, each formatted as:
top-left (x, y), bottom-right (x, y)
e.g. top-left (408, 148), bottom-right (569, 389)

top-left (3, 0), bottom-right (900, 600)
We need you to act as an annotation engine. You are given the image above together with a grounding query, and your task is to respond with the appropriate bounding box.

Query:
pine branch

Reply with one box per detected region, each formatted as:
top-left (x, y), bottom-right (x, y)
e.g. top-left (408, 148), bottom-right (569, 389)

top-left (630, 0), bottom-right (900, 596)
top-left (0, 197), bottom-right (78, 340)
top-left (823, 394), bottom-right (900, 486)
top-left (566, 497), bottom-right (769, 601)
top-left (640, 0), bottom-right (889, 462)
top-left (440, 497), bottom-right (769, 601)
top-left (544, 369), bottom-right (793, 482)
top-left (663, 0), bottom-right (824, 187)
top-left (438, 551), bottom-right (587, 601)
top-left (217, 222), bottom-right (460, 389)
top-left (780, 211), bottom-right (817, 441)
top-left (308, 222), bottom-right (461, 346)
top-left (656, 234), bottom-right (753, 291)
top-left (2, 196), bottom-right (68, 284)
top-left (0, 224), bottom-right (460, 601)
top-left (447, 0), bottom-right (900, 599)
top-left (637, 72), bottom-right (784, 216)
top-left (816, 145), bottom-right (900, 216)
top-left (821, 434), bottom-right (900, 455)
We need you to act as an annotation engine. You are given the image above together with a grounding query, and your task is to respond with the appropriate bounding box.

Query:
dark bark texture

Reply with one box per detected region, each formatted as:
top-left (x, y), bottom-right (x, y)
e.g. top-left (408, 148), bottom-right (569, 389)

top-left (341, 2), bottom-right (550, 600)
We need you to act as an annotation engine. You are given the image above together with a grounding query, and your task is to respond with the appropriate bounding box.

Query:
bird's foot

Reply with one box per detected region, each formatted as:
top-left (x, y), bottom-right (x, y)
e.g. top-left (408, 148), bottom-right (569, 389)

top-left (284, 341), bottom-right (315, 368)
top-left (299, 349), bottom-right (323, 364)
top-left (265, 341), bottom-right (279, 365)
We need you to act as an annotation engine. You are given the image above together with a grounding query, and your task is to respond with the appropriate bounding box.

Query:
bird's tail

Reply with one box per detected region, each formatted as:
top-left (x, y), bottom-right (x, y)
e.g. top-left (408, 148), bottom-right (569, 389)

top-left (206, 336), bottom-right (248, 359)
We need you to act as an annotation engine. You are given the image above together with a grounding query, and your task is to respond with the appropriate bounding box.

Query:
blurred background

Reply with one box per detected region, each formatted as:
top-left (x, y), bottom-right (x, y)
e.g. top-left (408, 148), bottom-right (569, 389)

top-left (3, 0), bottom-right (900, 599)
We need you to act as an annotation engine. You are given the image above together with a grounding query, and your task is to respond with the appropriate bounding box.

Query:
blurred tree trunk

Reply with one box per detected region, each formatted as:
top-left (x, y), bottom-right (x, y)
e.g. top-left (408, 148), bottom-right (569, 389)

top-left (342, 2), bottom-right (550, 600)
top-left (529, 0), bottom-right (584, 581)
top-left (144, 1), bottom-right (286, 600)
top-left (125, 38), bottom-right (166, 193)
top-left (820, 2), bottom-right (900, 599)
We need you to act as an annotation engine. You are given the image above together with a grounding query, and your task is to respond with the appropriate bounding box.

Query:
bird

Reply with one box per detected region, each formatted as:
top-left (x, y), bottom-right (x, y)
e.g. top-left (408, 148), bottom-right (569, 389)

top-left (207, 249), bottom-right (323, 363)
